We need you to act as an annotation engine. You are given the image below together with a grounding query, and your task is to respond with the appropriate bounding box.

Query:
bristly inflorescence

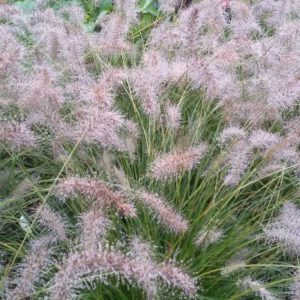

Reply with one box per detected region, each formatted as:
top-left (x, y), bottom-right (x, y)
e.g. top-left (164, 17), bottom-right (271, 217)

top-left (35, 204), bottom-right (67, 242)
top-left (51, 245), bottom-right (197, 300)
top-left (79, 208), bottom-right (111, 251)
top-left (6, 236), bottom-right (53, 300)
top-left (0, 122), bottom-right (36, 150)
top-left (220, 249), bottom-right (248, 277)
top-left (264, 202), bottom-right (300, 255)
top-left (138, 190), bottom-right (189, 233)
top-left (150, 143), bottom-right (208, 181)
top-left (238, 276), bottom-right (278, 300)
top-left (195, 226), bottom-right (224, 248)
top-left (56, 177), bottom-right (137, 217)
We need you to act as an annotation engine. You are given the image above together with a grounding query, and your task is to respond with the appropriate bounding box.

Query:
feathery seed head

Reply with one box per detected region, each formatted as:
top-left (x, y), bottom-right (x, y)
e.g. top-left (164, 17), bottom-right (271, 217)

top-left (0, 122), bottom-right (36, 150)
top-left (36, 204), bottom-right (67, 242)
top-left (79, 209), bottom-right (111, 251)
top-left (238, 276), bottom-right (278, 300)
top-left (220, 126), bottom-right (246, 144)
top-left (195, 226), bottom-right (224, 247)
top-left (221, 249), bottom-right (248, 277)
top-left (224, 141), bottom-right (252, 186)
top-left (158, 0), bottom-right (183, 13)
top-left (138, 190), bottom-right (189, 233)
top-left (264, 202), bottom-right (300, 255)
top-left (249, 130), bottom-right (280, 151)
top-left (7, 236), bottom-right (53, 300)
top-left (164, 102), bottom-right (182, 131)
top-left (51, 246), bottom-right (197, 299)
top-left (150, 143), bottom-right (208, 181)
top-left (56, 177), bottom-right (136, 217)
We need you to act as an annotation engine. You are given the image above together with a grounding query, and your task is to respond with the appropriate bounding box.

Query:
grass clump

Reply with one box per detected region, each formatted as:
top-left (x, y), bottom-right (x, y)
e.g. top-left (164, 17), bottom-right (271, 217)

top-left (0, 0), bottom-right (300, 299)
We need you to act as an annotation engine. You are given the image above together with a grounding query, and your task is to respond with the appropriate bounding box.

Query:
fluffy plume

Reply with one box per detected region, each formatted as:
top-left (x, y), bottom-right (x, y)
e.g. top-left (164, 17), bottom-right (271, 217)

top-left (224, 141), bottom-right (252, 186)
top-left (230, 2), bottom-right (261, 39)
top-left (272, 146), bottom-right (300, 166)
top-left (6, 236), bottom-right (53, 300)
top-left (249, 130), bottom-right (280, 151)
top-left (256, 163), bottom-right (287, 179)
top-left (123, 119), bottom-right (140, 155)
top-left (238, 276), bottom-right (278, 300)
top-left (195, 226), bottom-right (224, 247)
top-left (158, 0), bottom-right (184, 13)
top-left (86, 82), bottom-right (114, 110)
top-left (75, 107), bottom-right (127, 151)
top-left (157, 261), bottom-right (197, 297)
top-left (95, 14), bottom-right (131, 55)
top-left (220, 126), bottom-right (246, 144)
top-left (79, 209), bottom-right (111, 251)
top-left (31, 8), bottom-right (86, 73)
top-left (164, 102), bottom-right (182, 130)
top-left (0, 26), bottom-right (24, 78)
top-left (127, 237), bottom-right (158, 299)
top-left (130, 67), bottom-right (161, 118)
top-left (94, 0), bottom-right (138, 55)
top-left (221, 249), bottom-right (248, 277)
top-left (56, 177), bottom-right (136, 217)
top-left (221, 259), bottom-right (246, 277)
top-left (222, 100), bottom-right (278, 128)
top-left (177, 1), bottom-right (225, 57)
top-left (0, 4), bottom-right (22, 24)
top-left (6, 204), bottom-right (68, 298)
top-left (51, 246), bottom-right (197, 300)
top-left (18, 65), bottom-right (64, 114)
top-left (87, 68), bottom-right (126, 109)
top-left (0, 122), bottom-right (36, 149)
top-left (252, 0), bottom-right (285, 27)
top-left (12, 65), bottom-right (67, 144)
top-left (263, 61), bottom-right (300, 110)
top-left (36, 204), bottom-right (67, 242)
top-left (130, 52), bottom-right (170, 119)
top-left (138, 190), bottom-right (189, 233)
top-left (150, 143), bottom-right (208, 181)
top-left (115, 0), bottom-right (138, 23)
top-left (285, 117), bottom-right (300, 145)
top-left (148, 22), bottom-right (179, 57)
top-left (264, 202), bottom-right (300, 255)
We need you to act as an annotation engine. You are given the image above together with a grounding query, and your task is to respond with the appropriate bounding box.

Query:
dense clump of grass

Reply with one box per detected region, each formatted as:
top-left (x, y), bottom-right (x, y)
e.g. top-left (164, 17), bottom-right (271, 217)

top-left (0, 0), bottom-right (300, 299)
